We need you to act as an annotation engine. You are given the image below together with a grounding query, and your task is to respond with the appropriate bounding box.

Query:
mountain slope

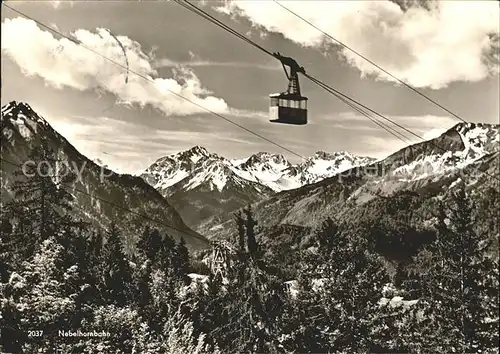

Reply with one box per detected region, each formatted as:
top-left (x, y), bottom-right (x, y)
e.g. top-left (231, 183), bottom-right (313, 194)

top-left (1, 101), bottom-right (209, 251)
top-left (209, 122), bottom-right (499, 243)
top-left (272, 151), bottom-right (376, 190)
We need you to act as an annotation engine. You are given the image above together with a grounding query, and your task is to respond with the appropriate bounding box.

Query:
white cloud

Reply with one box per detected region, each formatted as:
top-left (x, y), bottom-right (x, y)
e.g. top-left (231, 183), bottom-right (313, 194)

top-left (1, 17), bottom-right (229, 116)
top-left (216, 0), bottom-right (500, 89)
top-left (319, 111), bottom-right (456, 132)
top-left (229, 109), bottom-right (268, 119)
top-left (422, 127), bottom-right (449, 141)
top-left (153, 57), bottom-right (281, 71)
top-left (49, 1), bottom-right (74, 9)
top-left (51, 1), bottom-right (61, 9)
top-left (359, 135), bottom-right (407, 159)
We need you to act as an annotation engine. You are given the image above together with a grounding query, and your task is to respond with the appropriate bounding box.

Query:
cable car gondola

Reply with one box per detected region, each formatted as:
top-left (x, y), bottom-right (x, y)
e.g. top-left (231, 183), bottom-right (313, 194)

top-left (269, 52), bottom-right (308, 125)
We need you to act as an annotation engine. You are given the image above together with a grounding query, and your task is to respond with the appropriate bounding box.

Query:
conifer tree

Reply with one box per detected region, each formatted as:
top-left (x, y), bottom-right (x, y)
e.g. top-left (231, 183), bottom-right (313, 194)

top-left (133, 257), bottom-right (153, 315)
top-left (136, 225), bottom-right (152, 260)
top-left (172, 237), bottom-right (190, 280)
top-left (156, 232), bottom-right (177, 270)
top-left (221, 206), bottom-right (288, 352)
top-left (57, 225), bottom-right (95, 327)
top-left (87, 231), bottom-right (104, 278)
top-left (189, 274), bottom-right (226, 350)
top-left (316, 217), bottom-right (339, 255)
top-left (136, 227), bottom-right (163, 264)
top-left (477, 186), bottom-right (500, 255)
top-left (235, 211), bottom-right (246, 253)
top-left (102, 223), bottom-right (133, 306)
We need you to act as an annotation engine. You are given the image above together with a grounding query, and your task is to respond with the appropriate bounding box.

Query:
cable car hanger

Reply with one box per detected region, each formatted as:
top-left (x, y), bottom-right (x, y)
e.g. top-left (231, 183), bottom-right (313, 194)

top-left (269, 52), bottom-right (309, 125)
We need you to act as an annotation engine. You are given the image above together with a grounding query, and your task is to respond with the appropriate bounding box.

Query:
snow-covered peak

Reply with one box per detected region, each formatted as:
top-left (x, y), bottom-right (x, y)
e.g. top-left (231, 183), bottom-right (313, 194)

top-left (188, 145), bottom-right (209, 155)
top-left (2, 101), bottom-right (49, 125)
top-left (1, 101), bottom-right (52, 140)
top-left (454, 122), bottom-right (499, 158)
top-left (142, 146), bottom-right (220, 188)
top-left (142, 146), bottom-right (261, 195)
top-left (177, 145), bottom-right (211, 163)
top-left (313, 150), bottom-right (354, 160)
top-left (302, 150), bottom-right (375, 177)
top-left (244, 152), bottom-right (290, 166)
top-left (270, 151), bottom-right (376, 190)
top-left (182, 158), bottom-right (242, 192)
top-left (314, 150), bottom-right (340, 160)
top-left (387, 122), bottom-right (499, 182)
top-left (238, 152), bottom-right (291, 183)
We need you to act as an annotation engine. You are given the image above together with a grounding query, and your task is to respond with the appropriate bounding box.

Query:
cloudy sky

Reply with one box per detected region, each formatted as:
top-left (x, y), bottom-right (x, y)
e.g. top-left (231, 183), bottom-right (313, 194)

top-left (2, 0), bottom-right (499, 173)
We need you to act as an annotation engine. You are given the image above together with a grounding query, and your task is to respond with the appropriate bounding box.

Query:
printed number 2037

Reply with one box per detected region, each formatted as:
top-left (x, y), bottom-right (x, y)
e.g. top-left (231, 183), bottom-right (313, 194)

top-left (28, 330), bottom-right (43, 337)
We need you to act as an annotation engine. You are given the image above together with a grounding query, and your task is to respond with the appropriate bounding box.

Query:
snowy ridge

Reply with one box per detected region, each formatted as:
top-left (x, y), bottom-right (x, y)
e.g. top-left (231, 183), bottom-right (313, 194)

top-left (456, 122), bottom-right (499, 159)
top-left (180, 158), bottom-right (266, 193)
top-left (142, 123), bottom-right (498, 198)
top-left (392, 123), bottom-right (499, 182)
top-left (1, 101), bottom-right (50, 140)
top-left (240, 152), bottom-right (291, 181)
top-left (141, 146), bottom-right (210, 193)
top-left (2, 101), bottom-right (50, 126)
top-left (141, 148), bottom-right (375, 195)
top-left (274, 151), bottom-right (376, 191)
top-left (141, 146), bottom-right (271, 195)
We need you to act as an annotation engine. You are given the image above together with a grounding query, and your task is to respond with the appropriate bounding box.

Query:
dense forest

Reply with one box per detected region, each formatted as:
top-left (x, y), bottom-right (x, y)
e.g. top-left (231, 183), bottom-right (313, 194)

top-left (1, 143), bottom-right (498, 353)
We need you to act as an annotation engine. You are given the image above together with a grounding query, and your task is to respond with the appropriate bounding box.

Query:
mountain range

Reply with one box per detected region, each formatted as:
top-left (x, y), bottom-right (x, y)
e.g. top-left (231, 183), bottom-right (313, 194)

top-left (139, 122), bottom-right (499, 239)
top-left (141, 147), bottom-right (375, 194)
top-left (208, 121), bottom-right (499, 259)
top-left (1, 101), bottom-right (499, 256)
top-left (140, 146), bottom-right (375, 232)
